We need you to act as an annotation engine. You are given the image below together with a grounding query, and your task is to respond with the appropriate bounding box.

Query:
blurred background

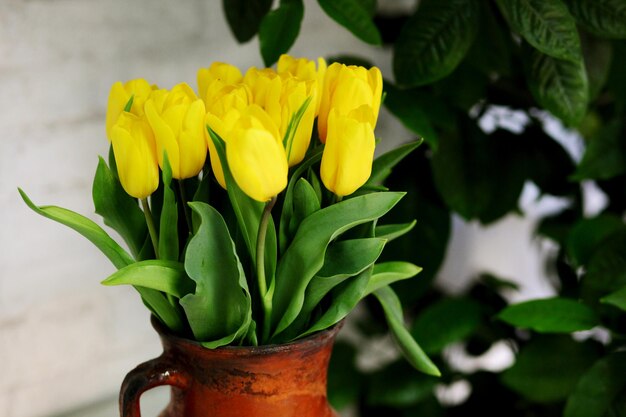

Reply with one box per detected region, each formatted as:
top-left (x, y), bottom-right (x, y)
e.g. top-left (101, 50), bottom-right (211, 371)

top-left (2, 0), bottom-right (622, 416)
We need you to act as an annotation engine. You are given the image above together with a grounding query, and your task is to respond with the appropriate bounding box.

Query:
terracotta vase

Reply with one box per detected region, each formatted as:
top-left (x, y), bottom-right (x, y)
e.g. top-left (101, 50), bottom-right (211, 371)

top-left (120, 317), bottom-right (341, 417)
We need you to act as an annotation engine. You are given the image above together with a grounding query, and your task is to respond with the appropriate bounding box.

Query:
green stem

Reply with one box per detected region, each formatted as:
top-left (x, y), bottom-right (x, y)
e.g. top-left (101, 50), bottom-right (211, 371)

top-left (141, 198), bottom-right (159, 259)
top-left (178, 180), bottom-right (193, 233)
top-left (257, 197), bottom-right (277, 343)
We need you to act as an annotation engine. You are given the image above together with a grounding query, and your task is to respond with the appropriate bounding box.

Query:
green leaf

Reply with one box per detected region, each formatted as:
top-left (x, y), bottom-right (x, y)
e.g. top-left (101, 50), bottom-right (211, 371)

top-left (383, 83), bottom-right (439, 149)
top-left (258, 0), bottom-right (304, 66)
top-left (581, 230), bottom-right (626, 302)
top-left (298, 267), bottom-right (372, 339)
top-left (374, 221), bottom-right (416, 242)
top-left (565, 352), bottom-right (626, 417)
top-left (411, 298), bottom-right (484, 354)
top-left (523, 42), bottom-right (589, 125)
top-left (318, 0), bottom-right (382, 45)
top-left (180, 202), bottom-right (251, 347)
top-left (328, 342), bottom-right (362, 410)
top-left (193, 167), bottom-right (211, 204)
top-left (222, 0), bottom-right (273, 43)
top-left (159, 155), bottom-right (179, 261)
top-left (19, 188), bottom-right (134, 269)
top-left (566, 215), bottom-right (624, 266)
top-left (367, 360), bottom-right (438, 407)
top-left (393, 0), bottom-right (480, 87)
top-left (288, 178), bottom-right (321, 240)
top-left (564, 0), bottom-right (626, 39)
top-left (101, 260), bottom-right (194, 298)
top-left (501, 335), bottom-right (600, 403)
top-left (364, 262), bottom-right (421, 297)
top-left (601, 286), bottom-right (626, 311)
top-left (496, 0), bottom-right (581, 62)
top-left (367, 140), bottom-right (423, 186)
top-left (497, 297), bottom-right (599, 333)
top-left (432, 125), bottom-right (527, 224)
top-left (581, 34), bottom-right (613, 100)
top-left (272, 192), bottom-right (405, 335)
top-left (373, 286), bottom-right (440, 376)
top-left (92, 157), bottom-right (147, 259)
top-left (573, 120), bottom-right (626, 180)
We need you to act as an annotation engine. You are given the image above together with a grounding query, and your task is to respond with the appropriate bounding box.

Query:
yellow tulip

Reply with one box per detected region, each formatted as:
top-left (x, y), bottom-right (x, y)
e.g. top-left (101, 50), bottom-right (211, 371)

top-left (110, 112), bottom-right (159, 199)
top-left (197, 62), bottom-right (243, 106)
top-left (106, 78), bottom-right (156, 141)
top-left (244, 67), bottom-right (317, 167)
top-left (320, 106), bottom-right (376, 197)
top-left (204, 84), bottom-right (252, 188)
top-left (318, 63), bottom-right (382, 142)
top-left (226, 105), bottom-right (288, 202)
top-left (145, 83), bottom-right (207, 179)
top-left (277, 54), bottom-right (326, 115)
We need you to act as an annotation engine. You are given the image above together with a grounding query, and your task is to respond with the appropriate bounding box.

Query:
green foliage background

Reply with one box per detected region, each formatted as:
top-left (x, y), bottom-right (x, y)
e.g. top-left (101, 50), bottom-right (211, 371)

top-left (224, 0), bottom-right (626, 416)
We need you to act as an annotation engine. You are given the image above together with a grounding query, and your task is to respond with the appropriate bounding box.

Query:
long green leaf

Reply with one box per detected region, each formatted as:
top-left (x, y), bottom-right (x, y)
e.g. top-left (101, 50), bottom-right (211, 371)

top-left (101, 260), bottom-right (193, 298)
top-left (92, 157), bottom-right (147, 259)
top-left (259, 0), bottom-right (304, 66)
top-left (159, 155), bottom-right (179, 261)
top-left (364, 262), bottom-right (422, 296)
top-left (523, 42), bottom-right (589, 125)
top-left (20, 188), bottom-right (134, 269)
top-left (600, 285), bottom-right (626, 312)
top-left (373, 286), bottom-right (440, 376)
top-left (288, 178), bottom-right (321, 240)
top-left (181, 202), bottom-right (252, 347)
top-left (318, 0), bottom-right (382, 45)
top-left (367, 140), bottom-right (423, 186)
top-left (496, 0), bottom-right (582, 61)
top-left (374, 221), bottom-right (417, 242)
top-left (496, 297), bottom-right (599, 333)
top-left (564, 0), bottom-right (626, 39)
top-left (272, 192), bottom-right (405, 335)
top-left (222, 0), bottom-right (273, 43)
top-left (393, 0), bottom-right (480, 87)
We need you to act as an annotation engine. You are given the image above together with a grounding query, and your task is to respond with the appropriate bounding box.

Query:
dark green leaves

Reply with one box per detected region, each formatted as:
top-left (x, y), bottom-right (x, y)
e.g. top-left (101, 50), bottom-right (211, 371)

top-left (393, 0), bottom-right (480, 87)
top-left (574, 120), bottom-right (626, 180)
top-left (318, 0), bottom-right (381, 45)
top-left (601, 286), bottom-right (626, 311)
top-left (497, 297), bottom-right (600, 333)
top-left (158, 155), bottom-right (179, 261)
top-left (566, 215), bottom-right (624, 266)
top-left (223, 0), bottom-right (273, 43)
top-left (564, 352), bottom-right (626, 417)
top-left (523, 42), bottom-right (589, 125)
top-left (496, 0), bottom-right (581, 62)
top-left (259, 0), bottom-right (304, 66)
top-left (181, 202), bottom-right (251, 347)
top-left (501, 336), bottom-right (600, 403)
top-left (581, 230), bottom-right (626, 303)
top-left (565, 0), bottom-right (626, 39)
top-left (367, 140), bottom-right (423, 186)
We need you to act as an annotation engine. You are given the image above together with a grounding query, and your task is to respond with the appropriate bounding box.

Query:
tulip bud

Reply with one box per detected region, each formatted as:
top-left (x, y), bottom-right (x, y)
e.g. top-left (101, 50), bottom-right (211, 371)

top-left (320, 106), bottom-right (376, 197)
top-left (106, 78), bottom-right (156, 141)
top-left (145, 83), bottom-right (207, 179)
top-left (110, 112), bottom-right (159, 199)
top-left (277, 55), bottom-right (326, 115)
top-left (197, 62), bottom-right (243, 106)
top-left (244, 67), bottom-right (317, 167)
top-left (318, 63), bottom-right (382, 142)
top-left (226, 105), bottom-right (288, 202)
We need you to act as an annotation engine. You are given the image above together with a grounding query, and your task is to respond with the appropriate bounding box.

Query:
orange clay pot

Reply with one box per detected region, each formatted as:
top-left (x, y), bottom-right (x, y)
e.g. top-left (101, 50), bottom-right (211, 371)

top-left (120, 317), bottom-right (341, 417)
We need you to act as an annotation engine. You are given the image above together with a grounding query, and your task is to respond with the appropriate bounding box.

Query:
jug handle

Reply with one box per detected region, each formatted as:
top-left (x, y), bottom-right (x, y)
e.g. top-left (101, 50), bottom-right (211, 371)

top-left (119, 354), bottom-right (190, 417)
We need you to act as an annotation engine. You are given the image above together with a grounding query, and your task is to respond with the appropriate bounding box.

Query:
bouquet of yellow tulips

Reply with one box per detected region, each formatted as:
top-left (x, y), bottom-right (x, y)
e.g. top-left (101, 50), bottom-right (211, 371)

top-left (20, 55), bottom-right (439, 376)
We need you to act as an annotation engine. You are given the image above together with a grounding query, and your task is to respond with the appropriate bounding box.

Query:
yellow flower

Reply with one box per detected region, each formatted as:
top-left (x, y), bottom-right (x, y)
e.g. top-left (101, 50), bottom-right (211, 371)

top-left (197, 62), bottom-right (243, 106)
top-left (244, 67), bottom-right (317, 167)
top-left (226, 105), bottom-right (288, 202)
top-left (318, 63), bottom-right (382, 142)
top-left (204, 84), bottom-right (252, 188)
top-left (110, 112), bottom-right (159, 199)
top-left (320, 106), bottom-right (376, 197)
top-left (145, 83), bottom-right (207, 179)
top-left (106, 78), bottom-right (156, 141)
top-left (277, 54), bottom-right (326, 115)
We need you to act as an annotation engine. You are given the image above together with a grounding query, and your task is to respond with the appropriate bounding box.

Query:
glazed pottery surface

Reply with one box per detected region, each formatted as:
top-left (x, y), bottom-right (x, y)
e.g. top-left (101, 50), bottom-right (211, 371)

top-left (120, 317), bottom-right (340, 417)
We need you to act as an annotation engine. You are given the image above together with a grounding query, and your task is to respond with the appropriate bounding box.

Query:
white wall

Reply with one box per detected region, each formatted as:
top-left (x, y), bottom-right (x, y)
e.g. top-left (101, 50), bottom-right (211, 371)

top-left (1, 0), bottom-right (561, 416)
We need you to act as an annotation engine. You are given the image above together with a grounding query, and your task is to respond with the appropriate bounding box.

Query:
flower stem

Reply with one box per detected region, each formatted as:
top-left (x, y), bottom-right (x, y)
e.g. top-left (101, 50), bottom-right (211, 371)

top-left (257, 197), bottom-right (277, 343)
top-left (178, 180), bottom-right (193, 233)
top-left (141, 198), bottom-right (159, 259)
